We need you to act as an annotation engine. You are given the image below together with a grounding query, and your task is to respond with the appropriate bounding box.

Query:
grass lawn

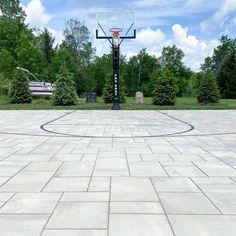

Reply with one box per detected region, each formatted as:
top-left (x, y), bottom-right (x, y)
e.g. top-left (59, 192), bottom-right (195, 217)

top-left (0, 95), bottom-right (236, 110)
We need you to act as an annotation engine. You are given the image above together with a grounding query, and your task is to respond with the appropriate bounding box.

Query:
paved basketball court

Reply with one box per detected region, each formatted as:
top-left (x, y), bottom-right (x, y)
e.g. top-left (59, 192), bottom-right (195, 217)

top-left (0, 110), bottom-right (236, 236)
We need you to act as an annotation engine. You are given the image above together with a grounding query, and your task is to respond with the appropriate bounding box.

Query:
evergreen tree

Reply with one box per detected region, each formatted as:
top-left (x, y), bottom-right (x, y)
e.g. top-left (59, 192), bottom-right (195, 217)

top-left (201, 36), bottom-right (236, 98)
top-left (152, 69), bottom-right (177, 105)
top-left (102, 73), bottom-right (126, 103)
top-left (197, 72), bottom-right (220, 104)
top-left (40, 28), bottom-right (55, 64)
top-left (39, 28), bottom-right (56, 82)
top-left (9, 71), bottom-right (32, 104)
top-left (0, 49), bottom-right (16, 81)
top-left (218, 49), bottom-right (236, 99)
top-left (159, 45), bottom-right (192, 96)
top-left (52, 66), bottom-right (78, 106)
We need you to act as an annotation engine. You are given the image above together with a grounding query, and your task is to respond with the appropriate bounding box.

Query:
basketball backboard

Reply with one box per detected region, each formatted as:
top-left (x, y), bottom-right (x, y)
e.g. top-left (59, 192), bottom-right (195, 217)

top-left (96, 11), bottom-right (136, 40)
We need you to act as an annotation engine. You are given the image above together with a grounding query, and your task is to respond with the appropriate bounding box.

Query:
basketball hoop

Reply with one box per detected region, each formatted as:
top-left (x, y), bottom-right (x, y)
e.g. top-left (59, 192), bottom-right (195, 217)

top-left (109, 28), bottom-right (122, 46)
top-left (96, 12), bottom-right (136, 110)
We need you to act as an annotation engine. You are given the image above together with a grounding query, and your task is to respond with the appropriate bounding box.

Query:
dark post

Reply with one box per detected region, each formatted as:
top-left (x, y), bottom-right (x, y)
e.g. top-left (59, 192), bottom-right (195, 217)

top-left (112, 45), bottom-right (120, 110)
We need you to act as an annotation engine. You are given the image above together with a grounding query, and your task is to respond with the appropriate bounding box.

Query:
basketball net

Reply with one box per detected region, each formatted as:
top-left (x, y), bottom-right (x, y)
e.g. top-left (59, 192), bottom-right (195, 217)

top-left (110, 28), bottom-right (122, 47)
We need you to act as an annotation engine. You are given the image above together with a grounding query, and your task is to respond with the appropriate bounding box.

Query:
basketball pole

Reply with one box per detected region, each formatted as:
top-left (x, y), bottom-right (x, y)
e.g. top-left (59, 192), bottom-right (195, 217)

top-left (112, 44), bottom-right (120, 110)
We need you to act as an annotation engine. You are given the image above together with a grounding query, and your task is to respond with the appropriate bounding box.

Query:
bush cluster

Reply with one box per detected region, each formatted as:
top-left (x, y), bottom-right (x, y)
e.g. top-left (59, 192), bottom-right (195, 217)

top-left (197, 72), bottom-right (220, 104)
top-left (9, 73), bottom-right (32, 104)
top-left (152, 70), bottom-right (177, 106)
top-left (52, 66), bottom-right (78, 106)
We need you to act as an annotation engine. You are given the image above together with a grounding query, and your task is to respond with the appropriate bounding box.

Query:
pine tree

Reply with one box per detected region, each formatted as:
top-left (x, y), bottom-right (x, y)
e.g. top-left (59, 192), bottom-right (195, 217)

top-left (218, 50), bottom-right (236, 99)
top-left (152, 69), bottom-right (177, 105)
top-left (197, 72), bottom-right (220, 104)
top-left (9, 72), bottom-right (32, 104)
top-left (52, 66), bottom-right (78, 106)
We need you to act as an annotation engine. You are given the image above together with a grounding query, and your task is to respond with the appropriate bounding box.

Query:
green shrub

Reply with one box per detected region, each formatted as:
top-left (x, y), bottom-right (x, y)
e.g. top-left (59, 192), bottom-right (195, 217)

top-left (152, 70), bottom-right (177, 105)
top-left (52, 66), bottom-right (78, 106)
top-left (197, 72), bottom-right (220, 104)
top-left (217, 49), bottom-right (236, 99)
top-left (0, 84), bottom-right (9, 96)
top-left (102, 73), bottom-right (126, 103)
top-left (9, 72), bottom-right (32, 104)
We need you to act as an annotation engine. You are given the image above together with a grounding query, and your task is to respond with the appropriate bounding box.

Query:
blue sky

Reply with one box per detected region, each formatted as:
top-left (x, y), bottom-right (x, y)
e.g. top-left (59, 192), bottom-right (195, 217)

top-left (20, 0), bottom-right (236, 71)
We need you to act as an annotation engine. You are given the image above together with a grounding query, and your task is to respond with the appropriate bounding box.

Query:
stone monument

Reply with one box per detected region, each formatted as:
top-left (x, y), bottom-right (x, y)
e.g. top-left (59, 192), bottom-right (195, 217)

top-left (135, 92), bottom-right (144, 104)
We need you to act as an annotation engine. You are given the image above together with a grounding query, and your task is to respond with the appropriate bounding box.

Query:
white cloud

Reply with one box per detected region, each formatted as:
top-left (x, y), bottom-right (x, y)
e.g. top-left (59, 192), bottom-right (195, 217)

top-left (212, 0), bottom-right (236, 23)
top-left (171, 24), bottom-right (218, 71)
top-left (201, 0), bottom-right (236, 31)
top-left (92, 39), bottom-right (110, 56)
top-left (94, 23), bottom-right (218, 71)
top-left (32, 27), bottom-right (64, 46)
top-left (134, 0), bottom-right (180, 8)
top-left (47, 28), bottom-right (64, 46)
top-left (137, 28), bottom-right (165, 46)
top-left (22, 0), bottom-right (64, 46)
top-left (24, 0), bottom-right (52, 28)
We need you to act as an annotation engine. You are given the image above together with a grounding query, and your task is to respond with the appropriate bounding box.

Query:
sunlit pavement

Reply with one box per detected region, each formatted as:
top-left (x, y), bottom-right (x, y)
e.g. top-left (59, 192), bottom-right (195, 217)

top-left (0, 110), bottom-right (236, 236)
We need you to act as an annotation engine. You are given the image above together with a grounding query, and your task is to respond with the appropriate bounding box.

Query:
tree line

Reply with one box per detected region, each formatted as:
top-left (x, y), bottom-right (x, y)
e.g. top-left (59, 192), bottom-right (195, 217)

top-left (0, 0), bottom-right (236, 105)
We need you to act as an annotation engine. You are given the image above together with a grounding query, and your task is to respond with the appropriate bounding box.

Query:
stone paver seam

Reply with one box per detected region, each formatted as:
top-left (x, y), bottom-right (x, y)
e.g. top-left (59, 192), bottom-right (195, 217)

top-left (150, 177), bottom-right (176, 236)
top-left (0, 137), bottom-right (10, 143)
top-left (0, 160), bottom-right (32, 189)
top-left (28, 137), bottom-right (52, 154)
top-left (80, 153), bottom-right (86, 162)
top-left (107, 177), bottom-right (112, 236)
top-left (139, 153), bottom-right (144, 162)
top-left (145, 136), bottom-right (171, 174)
top-left (167, 153), bottom-right (175, 161)
top-left (39, 192), bottom-right (63, 236)
top-left (196, 153), bottom-right (208, 162)
top-left (159, 161), bottom-right (170, 177)
top-left (142, 125), bottom-right (153, 137)
top-left (40, 162), bottom-right (64, 193)
top-left (201, 147), bottom-right (236, 171)
top-left (0, 178), bottom-right (11, 188)
top-left (1, 147), bottom-right (24, 161)
top-left (3, 137), bottom-right (18, 146)
top-left (164, 213), bottom-right (228, 216)
top-left (191, 161), bottom-right (209, 177)
top-left (163, 137), bottom-right (182, 154)
top-left (144, 140), bottom-right (154, 154)
top-left (197, 135), bottom-right (236, 153)
top-left (124, 148), bottom-right (131, 177)
top-left (0, 192), bottom-right (17, 210)
top-left (67, 124), bottom-right (77, 136)
top-left (230, 177), bottom-right (236, 183)
top-left (190, 177), bottom-right (223, 215)
top-left (132, 135), bottom-right (136, 143)
top-left (48, 140), bottom-right (70, 162)
top-left (194, 136), bottom-right (226, 150)
top-left (87, 147), bottom-right (100, 191)
top-left (70, 147), bottom-right (76, 154)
